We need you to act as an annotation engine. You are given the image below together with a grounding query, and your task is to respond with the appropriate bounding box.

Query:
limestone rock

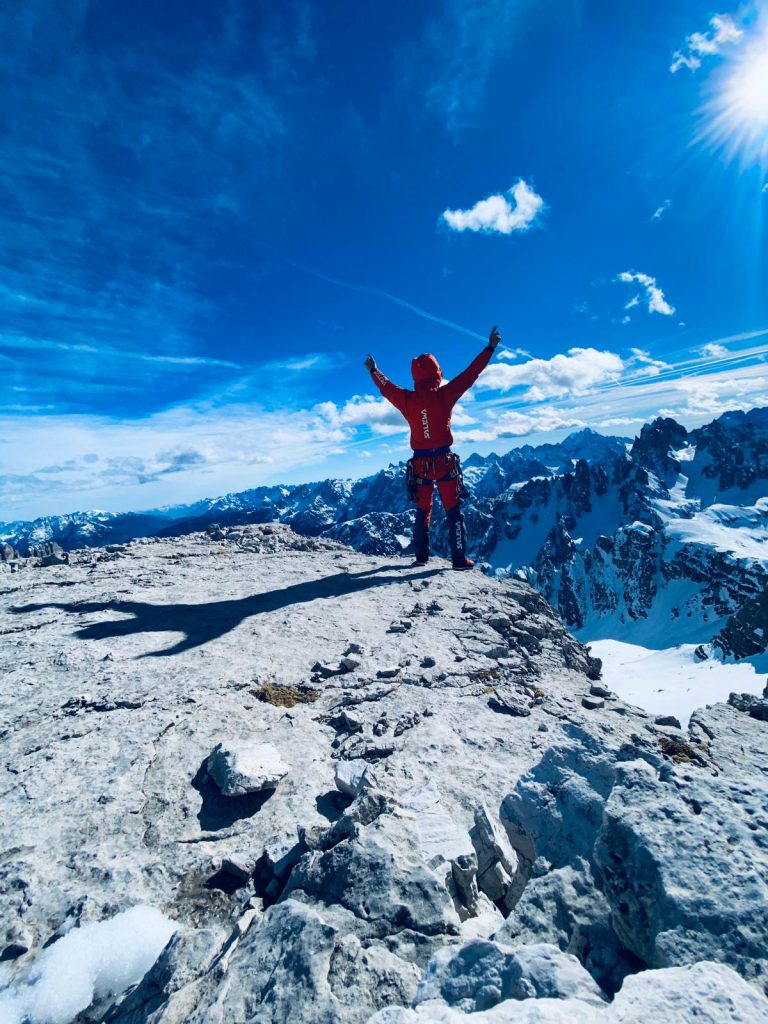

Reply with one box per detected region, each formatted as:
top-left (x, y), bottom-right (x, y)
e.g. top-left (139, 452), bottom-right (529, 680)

top-left (469, 805), bottom-right (520, 907)
top-left (653, 714), bottom-right (682, 728)
top-left (415, 939), bottom-right (606, 1010)
top-left (2, 534), bottom-right (766, 1024)
top-left (335, 759), bottom-right (375, 798)
top-left (33, 541), bottom-right (69, 566)
top-left (581, 695), bottom-right (604, 710)
top-left (728, 691), bottom-right (768, 722)
top-left (368, 957), bottom-right (768, 1023)
top-left (207, 741), bottom-right (289, 796)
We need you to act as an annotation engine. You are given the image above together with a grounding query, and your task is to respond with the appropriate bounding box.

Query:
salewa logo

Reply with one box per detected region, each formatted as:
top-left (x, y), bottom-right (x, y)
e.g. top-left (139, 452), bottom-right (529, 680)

top-left (420, 409), bottom-right (430, 439)
top-left (373, 370), bottom-right (387, 385)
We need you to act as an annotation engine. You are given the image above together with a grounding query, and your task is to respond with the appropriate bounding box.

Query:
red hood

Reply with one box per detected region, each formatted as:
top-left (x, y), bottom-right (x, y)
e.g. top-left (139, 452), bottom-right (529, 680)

top-left (411, 353), bottom-right (442, 392)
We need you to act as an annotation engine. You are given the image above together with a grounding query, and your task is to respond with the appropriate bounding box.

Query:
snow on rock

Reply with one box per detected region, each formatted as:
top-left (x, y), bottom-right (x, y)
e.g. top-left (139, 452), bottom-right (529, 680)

top-left (0, 906), bottom-right (176, 1024)
top-left (207, 741), bottom-right (289, 796)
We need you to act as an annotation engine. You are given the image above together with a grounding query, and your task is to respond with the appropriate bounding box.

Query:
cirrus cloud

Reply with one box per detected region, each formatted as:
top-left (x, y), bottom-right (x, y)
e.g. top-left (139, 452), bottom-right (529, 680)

top-left (671, 14), bottom-right (743, 73)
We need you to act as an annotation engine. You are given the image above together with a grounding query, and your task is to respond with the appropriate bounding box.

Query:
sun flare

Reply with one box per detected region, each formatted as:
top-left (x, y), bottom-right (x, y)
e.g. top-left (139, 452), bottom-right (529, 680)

top-left (701, 26), bottom-right (768, 166)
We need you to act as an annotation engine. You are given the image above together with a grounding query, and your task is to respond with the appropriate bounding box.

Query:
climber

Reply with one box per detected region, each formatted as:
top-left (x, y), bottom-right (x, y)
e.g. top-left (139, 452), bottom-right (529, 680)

top-left (365, 326), bottom-right (501, 570)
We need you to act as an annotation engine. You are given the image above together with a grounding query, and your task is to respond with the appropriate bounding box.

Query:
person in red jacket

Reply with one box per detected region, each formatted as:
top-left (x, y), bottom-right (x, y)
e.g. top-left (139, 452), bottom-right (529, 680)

top-left (365, 326), bottom-right (501, 570)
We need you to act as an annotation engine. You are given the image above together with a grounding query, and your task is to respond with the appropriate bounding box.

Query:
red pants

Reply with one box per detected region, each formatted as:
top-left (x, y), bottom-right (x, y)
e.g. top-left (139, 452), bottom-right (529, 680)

top-left (413, 454), bottom-right (461, 527)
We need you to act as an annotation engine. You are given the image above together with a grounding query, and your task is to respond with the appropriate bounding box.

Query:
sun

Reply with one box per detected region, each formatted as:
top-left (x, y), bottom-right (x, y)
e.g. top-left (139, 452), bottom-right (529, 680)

top-left (701, 28), bottom-right (768, 166)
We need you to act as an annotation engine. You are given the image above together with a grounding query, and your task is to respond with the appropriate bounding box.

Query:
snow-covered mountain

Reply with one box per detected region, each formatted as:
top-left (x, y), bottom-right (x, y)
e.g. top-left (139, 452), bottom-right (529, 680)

top-left (3, 410), bottom-right (766, 661)
top-left (483, 409), bottom-right (768, 664)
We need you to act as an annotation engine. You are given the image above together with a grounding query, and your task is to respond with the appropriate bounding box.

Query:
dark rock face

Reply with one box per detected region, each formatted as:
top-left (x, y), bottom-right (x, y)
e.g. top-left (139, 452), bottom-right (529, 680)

top-left (690, 407), bottom-right (768, 494)
top-left (630, 417), bottom-right (688, 484)
top-left (712, 589), bottom-right (768, 660)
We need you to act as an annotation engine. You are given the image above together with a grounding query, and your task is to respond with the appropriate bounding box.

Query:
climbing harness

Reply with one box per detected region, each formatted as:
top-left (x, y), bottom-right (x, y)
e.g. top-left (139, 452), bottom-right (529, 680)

top-left (405, 450), bottom-right (468, 502)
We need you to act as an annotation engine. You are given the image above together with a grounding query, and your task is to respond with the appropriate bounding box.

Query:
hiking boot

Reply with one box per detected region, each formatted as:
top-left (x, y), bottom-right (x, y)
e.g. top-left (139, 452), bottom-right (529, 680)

top-left (452, 558), bottom-right (474, 571)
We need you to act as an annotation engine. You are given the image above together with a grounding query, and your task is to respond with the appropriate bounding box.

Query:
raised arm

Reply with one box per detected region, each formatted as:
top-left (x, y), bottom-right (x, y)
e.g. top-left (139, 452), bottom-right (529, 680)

top-left (365, 354), bottom-right (408, 415)
top-left (442, 326), bottom-right (501, 404)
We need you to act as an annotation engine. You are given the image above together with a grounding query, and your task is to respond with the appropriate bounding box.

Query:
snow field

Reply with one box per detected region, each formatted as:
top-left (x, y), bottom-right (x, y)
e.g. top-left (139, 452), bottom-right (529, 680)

top-left (586, 639), bottom-right (766, 726)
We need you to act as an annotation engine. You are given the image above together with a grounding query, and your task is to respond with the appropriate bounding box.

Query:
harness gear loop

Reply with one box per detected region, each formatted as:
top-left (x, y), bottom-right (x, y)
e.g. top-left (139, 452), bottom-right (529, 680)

top-left (404, 451), bottom-right (468, 502)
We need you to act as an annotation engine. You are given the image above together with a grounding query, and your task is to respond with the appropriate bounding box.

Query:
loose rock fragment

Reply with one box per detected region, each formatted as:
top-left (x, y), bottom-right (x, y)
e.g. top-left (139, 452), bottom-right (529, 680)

top-left (376, 666), bottom-right (401, 679)
top-left (334, 759), bottom-right (376, 798)
top-left (207, 741), bottom-right (289, 796)
top-left (582, 695), bottom-right (605, 710)
top-left (654, 714), bottom-right (682, 729)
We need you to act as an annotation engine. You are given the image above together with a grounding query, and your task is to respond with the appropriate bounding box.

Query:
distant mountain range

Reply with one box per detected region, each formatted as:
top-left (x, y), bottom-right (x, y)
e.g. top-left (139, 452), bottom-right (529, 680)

top-left (3, 408), bottom-right (767, 662)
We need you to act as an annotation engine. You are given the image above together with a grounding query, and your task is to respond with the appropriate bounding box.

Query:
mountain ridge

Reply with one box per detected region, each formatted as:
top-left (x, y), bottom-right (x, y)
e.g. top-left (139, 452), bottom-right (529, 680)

top-left (3, 407), bottom-right (767, 662)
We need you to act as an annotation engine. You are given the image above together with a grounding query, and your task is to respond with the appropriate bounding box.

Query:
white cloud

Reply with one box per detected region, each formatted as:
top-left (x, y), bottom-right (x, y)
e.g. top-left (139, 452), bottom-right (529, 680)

top-left (671, 14), bottom-right (743, 73)
top-left (0, 396), bottom-right (367, 518)
top-left (651, 199), bottom-right (671, 220)
top-left (597, 416), bottom-right (647, 428)
top-left (699, 342), bottom-right (729, 358)
top-left (627, 348), bottom-right (671, 377)
top-left (315, 396), bottom-right (407, 436)
top-left (455, 408), bottom-right (587, 442)
top-left (475, 347), bottom-right (624, 400)
top-left (442, 180), bottom-right (544, 235)
top-left (0, 334), bottom-right (241, 369)
top-left (497, 346), bottom-right (532, 360)
top-left (659, 373), bottom-right (768, 418)
top-left (450, 401), bottom-right (478, 426)
top-left (617, 271), bottom-right (675, 316)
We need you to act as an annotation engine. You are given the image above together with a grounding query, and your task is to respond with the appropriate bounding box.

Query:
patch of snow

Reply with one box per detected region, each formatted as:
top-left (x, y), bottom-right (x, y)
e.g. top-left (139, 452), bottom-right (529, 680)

top-left (585, 639), bottom-right (766, 726)
top-left (0, 906), bottom-right (176, 1024)
top-left (653, 474), bottom-right (699, 518)
top-left (577, 577), bottom-right (726, 648)
top-left (490, 497), bottom-right (558, 572)
top-left (664, 500), bottom-right (768, 565)
top-left (673, 444), bottom-right (696, 462)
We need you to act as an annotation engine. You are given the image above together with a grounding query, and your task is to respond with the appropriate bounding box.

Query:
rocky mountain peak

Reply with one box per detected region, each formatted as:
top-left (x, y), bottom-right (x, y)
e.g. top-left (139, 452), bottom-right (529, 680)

top-left (629, 417), bottom-right (689, 483)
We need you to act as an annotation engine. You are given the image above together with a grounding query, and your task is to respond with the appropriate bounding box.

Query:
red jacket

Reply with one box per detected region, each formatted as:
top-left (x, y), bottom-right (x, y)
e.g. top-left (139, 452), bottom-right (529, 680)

top-left (370, 346), bottom-right (493, 450)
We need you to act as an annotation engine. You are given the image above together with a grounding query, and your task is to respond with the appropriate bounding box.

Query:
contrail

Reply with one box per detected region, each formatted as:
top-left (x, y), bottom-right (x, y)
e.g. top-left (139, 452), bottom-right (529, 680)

top-left (250, 242), bottom-right (487, 342)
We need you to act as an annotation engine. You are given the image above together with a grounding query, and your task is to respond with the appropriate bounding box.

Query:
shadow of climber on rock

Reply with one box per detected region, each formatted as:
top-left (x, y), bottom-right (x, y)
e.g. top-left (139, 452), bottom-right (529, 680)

top-left (11, 564), bottom-right (441, 657)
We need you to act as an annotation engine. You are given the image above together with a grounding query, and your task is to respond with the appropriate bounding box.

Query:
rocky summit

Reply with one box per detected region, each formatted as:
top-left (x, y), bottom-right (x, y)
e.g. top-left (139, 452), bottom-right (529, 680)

top-left (1, 523), bottom-right (767, 1023)
top-left (4, 406), bottom-right (767, 665)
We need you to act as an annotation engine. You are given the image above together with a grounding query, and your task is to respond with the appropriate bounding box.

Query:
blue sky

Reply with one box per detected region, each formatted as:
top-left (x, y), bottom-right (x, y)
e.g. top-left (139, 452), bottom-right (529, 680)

top-left (1, 0), bottom-right (768, 520)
